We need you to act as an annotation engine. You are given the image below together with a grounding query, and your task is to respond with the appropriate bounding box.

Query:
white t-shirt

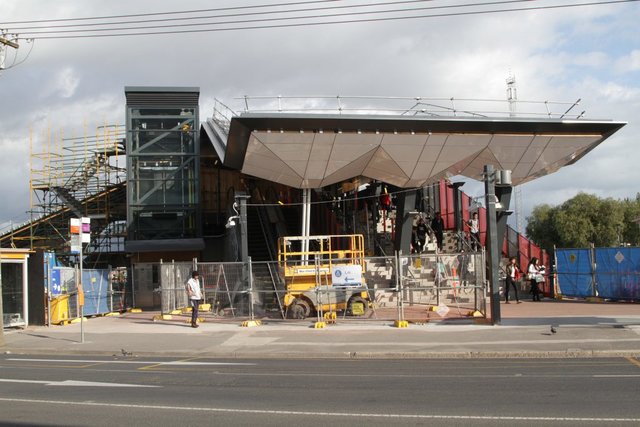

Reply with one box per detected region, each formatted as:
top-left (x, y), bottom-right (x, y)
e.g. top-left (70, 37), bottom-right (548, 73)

top-left (186, 277), bottom-right (202, 300)
top-left (468, 218), bottom-right (479, 234)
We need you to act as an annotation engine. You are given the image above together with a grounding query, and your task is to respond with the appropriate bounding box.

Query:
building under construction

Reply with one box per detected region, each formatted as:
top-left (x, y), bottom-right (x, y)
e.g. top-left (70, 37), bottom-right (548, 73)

top-left (0, 87), bottom-right (626, 322)
top-left (1, 123), bottom-right (126, 267)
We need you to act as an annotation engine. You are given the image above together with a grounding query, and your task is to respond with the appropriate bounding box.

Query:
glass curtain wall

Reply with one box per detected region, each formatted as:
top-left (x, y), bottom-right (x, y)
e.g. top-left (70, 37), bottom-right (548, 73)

top-left (126, 94), bottom-right (200, 241)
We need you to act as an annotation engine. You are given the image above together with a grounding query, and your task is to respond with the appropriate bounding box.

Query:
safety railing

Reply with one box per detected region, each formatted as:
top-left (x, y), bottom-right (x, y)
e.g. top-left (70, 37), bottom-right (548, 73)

top-left (235, 95), bottom-right (585, 120)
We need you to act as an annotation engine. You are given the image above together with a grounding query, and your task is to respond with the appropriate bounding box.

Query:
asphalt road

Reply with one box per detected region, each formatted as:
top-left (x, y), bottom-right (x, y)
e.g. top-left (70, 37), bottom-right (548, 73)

top-left (0, 355), bottom-right (639, 426)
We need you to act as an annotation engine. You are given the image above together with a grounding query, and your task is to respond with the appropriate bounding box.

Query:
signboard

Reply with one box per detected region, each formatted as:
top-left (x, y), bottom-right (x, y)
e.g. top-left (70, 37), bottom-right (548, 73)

top-left (70, 218), bottom-right (80, 234)
top-left (77, 283), bottom-right (85, 307)
top-left (436, 302), bottom-right (450, 317)
top-left (70, 234), bottom-right (81, 254)
top-left (81, 217), bottom-right (91, 243)
top-left (332, 265), bottom-right (363, 288)
top-left (50, 268), bottom-right (62, 296)
top-left (294, 267), bottom-right (330, 275)
top-left (70, 217), bottom-right (90, 251)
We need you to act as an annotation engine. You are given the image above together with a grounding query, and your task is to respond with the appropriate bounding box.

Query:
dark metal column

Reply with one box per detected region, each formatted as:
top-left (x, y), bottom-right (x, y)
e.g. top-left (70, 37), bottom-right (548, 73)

top-left (450, 182), bottom-right (465, 251)
top-left (484, 165), bottom-right (501, 325)
top-left (236, 192), bottom-right (250, 264)
top-left (394, 190), bottom-right (417, 255)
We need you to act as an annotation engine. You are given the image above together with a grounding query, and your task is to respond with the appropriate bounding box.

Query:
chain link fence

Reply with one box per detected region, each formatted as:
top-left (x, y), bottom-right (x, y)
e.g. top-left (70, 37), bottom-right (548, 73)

top-left (136, 251), bottom-right (486, 324)
top-left (47, 266), bottom-right (131, 325)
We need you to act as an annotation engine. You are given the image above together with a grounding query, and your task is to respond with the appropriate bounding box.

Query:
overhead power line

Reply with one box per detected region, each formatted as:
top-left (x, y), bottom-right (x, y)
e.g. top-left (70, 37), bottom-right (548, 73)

top-left (5, 0), bottom-right (536, 35)
top-left (0, 0), bottom-right (340, 25)
top-left (3, 0), bottom-right (638, 40)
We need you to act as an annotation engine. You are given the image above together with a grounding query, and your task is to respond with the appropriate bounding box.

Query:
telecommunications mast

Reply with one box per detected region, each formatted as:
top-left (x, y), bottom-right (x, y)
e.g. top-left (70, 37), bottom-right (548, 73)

top-left (506, 72), bottom-right (517, 117)
top-left (506, 72), bottom-right (524, 233)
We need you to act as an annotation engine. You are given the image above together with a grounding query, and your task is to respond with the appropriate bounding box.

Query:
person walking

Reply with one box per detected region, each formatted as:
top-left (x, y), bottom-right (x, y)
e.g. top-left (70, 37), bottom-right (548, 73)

top-left (504, 256), bottom-right (521, 304)
top-left (466, 212), bottom-right (480, 251)
top-left (185, 271), bottom-right (202, 327)
top-left (416, 217), bottom-right (429, 253)
top-left (527, 257), bottom-right (543, 302)
top-left (430, 211), bottom-right (445, 251)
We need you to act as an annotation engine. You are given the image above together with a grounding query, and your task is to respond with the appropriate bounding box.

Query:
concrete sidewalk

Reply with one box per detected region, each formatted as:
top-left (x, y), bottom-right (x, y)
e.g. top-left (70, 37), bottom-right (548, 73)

top-left (3, 299), bottom-right (640, 359)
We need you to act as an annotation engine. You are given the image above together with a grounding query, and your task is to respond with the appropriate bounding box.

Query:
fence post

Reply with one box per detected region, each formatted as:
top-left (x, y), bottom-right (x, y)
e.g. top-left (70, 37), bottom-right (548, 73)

top-left (395, 251), bottom-right (405, 324)
top-left (590, 243), bottom-right (597, 297)
top-left (248, 256), bottom-right (255, 321)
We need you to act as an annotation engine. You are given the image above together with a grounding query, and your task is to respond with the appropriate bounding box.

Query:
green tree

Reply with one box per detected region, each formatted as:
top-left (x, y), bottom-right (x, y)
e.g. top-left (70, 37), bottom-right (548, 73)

top-left (621, 195), bottom-right (640, 245)
top-left (525, 203), bottom-right (558, 253)
top-left (526, 192), bottom-right (626, 253)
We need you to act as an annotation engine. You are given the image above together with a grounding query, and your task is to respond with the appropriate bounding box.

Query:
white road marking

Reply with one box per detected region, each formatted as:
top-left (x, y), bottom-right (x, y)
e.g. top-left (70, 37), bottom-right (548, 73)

top-left (260, 338), bottom-right (640, 346)
top-left (0, 379), bottom-right (159, 388)
top-left (5, 358), bottom-right (255, 366)
top-left (0, 397), bottom-right (638, 422)
top-left (593, 375), bottom-right (640, 378)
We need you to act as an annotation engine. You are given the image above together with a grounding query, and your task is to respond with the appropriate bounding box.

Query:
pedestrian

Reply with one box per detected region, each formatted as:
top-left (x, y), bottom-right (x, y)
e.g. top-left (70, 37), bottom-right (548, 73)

top-left (504, 256), bottom-right (521, 304)
top-left (416, 217), bottom-right (428, 253)
top-left (185, 271), bottom-right (202, 327)
top-left (466, 212), bottom-right (480, 251)
top-left (379, 187), bottom-right (392, 213)
top-left (527, 257), bottom-right (544, 302)
top-left (430, 211), bottom-right (445, 251)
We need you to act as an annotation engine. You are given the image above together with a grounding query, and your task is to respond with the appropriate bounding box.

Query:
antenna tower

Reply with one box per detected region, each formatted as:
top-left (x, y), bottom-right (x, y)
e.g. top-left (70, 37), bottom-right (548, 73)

top-left (506, 72), bottom-right (517, 117)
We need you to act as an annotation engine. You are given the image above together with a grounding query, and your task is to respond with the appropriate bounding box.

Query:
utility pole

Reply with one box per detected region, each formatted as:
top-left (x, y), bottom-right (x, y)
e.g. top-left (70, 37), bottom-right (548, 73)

top-left (0, 33), bottom-right (20, 71)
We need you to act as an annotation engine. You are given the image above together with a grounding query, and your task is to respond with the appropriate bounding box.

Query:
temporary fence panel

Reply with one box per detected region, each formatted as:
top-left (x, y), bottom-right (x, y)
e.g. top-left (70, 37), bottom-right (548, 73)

top-left (81, 269), bottom-right (111, 316)
top-left (196, 262), bottom-right (246, 316)
top-left (137, 252), bottom-right (487, 324)
top-left (594, 247), bottom-right (640, 300)
top-left (555, 249), bottom-right (593, 297)
top-left (47, 266), bottom-right (79, 323)
top-left (110, 267), bottom-right (130, 311)
top-left (556, 247), bottom-right (640, 300)
top-left (159, 262), bottom-right (192, 314)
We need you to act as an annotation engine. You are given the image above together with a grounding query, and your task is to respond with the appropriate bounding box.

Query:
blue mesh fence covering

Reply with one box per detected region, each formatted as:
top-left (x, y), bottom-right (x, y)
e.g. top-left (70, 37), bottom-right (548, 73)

top-left (556, 249), bottom-right (593, 297)
top-left (81, 269), bottom-right (111, 315)
top-left (594, 248), bottom-right (640, 300)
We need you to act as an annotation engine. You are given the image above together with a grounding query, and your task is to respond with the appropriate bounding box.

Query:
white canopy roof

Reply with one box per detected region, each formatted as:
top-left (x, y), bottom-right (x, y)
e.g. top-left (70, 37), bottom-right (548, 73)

top-left (214, 113), bottom-right (625, 188)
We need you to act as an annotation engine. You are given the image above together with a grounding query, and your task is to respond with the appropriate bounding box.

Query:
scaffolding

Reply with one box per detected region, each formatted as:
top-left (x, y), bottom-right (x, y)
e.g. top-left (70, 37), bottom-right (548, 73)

top-left (14, 122), bottom-right (129, 264)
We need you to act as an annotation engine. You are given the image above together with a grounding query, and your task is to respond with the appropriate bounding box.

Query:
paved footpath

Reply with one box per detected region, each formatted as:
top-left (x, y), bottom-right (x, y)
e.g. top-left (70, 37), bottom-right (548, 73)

top-left (3, 299), bottom-right (640, 359)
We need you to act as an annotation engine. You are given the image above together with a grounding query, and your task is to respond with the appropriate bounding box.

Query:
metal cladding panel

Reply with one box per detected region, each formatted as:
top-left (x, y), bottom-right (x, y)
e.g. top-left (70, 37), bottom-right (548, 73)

top-left (125, 87), bottom-right (200, 106)
top-left (225, 113), bottom-right (625, 189)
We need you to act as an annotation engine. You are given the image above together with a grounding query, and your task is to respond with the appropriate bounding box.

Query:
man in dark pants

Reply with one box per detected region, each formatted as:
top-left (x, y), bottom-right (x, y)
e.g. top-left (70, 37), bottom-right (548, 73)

top-left (430, 211), bottom-right (445, 251)
top-left (416, 217), bottom-right (429, 253)
top-left (185, 271), bottom-right (202, 327)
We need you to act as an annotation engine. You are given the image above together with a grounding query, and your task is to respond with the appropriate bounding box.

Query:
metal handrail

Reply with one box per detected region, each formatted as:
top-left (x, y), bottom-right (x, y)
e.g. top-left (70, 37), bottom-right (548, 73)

top-left (234, 95), bottom-right (584, 120)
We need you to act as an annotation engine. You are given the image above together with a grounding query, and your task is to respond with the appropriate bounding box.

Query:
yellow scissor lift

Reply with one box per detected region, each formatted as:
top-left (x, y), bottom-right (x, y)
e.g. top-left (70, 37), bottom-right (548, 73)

top-left (277, 234), bottom-right (370, 319)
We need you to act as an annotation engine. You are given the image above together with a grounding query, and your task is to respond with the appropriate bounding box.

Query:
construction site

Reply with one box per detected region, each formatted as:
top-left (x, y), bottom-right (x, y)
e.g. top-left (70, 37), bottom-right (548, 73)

top-left (2, 124), bottom-right (127, 267)
top-left (0, 88), bottom-right (627, 329)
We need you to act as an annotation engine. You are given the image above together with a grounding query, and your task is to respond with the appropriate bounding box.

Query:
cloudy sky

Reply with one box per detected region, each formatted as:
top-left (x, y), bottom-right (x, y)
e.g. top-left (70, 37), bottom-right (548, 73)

top-left (1, 0), bottom-right (638, 233)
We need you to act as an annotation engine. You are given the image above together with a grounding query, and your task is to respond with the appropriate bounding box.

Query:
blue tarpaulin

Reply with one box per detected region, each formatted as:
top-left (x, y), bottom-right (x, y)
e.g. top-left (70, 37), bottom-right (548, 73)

top-left (556, 247), bottom-right (640, 300)
top-left (81, 269), bottom-right (110, 316)
top-left (594, 248), bottom-right (640, 300)
top-left (556, 249), bottom-right (593, 297)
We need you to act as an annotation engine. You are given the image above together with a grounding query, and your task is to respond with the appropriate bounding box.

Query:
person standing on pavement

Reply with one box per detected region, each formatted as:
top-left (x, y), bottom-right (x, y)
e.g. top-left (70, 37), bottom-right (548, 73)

top-left (527, 258), bottom-right (543, 302)
top-left (504, 256), bottom-right (521, 304)
top-left (185, 271), bottom-right (202, 327)
top-left (430, 211), bottom-right (445, 251)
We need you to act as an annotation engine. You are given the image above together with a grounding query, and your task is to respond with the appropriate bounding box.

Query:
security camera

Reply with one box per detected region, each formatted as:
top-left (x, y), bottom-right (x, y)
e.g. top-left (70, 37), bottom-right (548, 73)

top-left (225, 219), bottom-right (236, 229)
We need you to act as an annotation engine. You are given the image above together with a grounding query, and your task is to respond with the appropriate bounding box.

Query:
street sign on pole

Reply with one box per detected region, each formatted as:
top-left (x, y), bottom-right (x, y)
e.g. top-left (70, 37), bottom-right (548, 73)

top-left (70, 217), bottom-right (90, 343)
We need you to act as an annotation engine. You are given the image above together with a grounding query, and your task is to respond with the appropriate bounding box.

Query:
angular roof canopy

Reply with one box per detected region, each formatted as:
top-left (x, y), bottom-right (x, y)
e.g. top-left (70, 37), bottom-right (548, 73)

top-left (206, 113), bottom-right (625, 188)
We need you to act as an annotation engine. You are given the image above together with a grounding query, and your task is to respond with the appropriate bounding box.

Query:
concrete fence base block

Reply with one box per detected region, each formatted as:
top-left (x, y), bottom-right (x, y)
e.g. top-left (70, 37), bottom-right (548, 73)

top-left (394, 320), bottom-right (409, 328)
